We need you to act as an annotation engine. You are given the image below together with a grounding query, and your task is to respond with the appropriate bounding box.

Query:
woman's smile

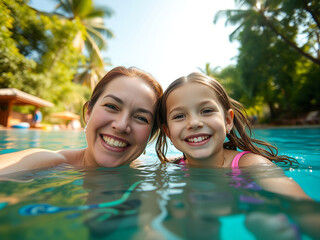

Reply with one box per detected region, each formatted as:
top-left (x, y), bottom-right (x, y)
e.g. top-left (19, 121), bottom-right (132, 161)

top-left (100, 134), bottom-right (130, 150)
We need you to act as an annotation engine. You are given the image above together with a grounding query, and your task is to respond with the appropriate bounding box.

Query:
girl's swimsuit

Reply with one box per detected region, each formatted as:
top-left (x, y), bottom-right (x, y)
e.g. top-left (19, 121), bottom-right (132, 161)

top-left (174, 151), bottom-right (262, 191)
top-left (231, 151), bottom-right (251, 167)
top-left (228, 151), bottom-right (262, 190)
top-left (174, 151), bottom-right (252, 167)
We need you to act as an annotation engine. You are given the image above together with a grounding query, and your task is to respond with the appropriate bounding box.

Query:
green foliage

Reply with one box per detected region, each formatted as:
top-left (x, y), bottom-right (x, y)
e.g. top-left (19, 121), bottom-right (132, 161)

top-left (49, 81), bottom-right (91, 117)
top-left (213, 0), bottom-right (320, 121)
top-left (53, 0), bottom-right (114, 89)
top-left (0, 0), bottom-right (37, 93)
top-left (0, 0), bottom-right (90, 118)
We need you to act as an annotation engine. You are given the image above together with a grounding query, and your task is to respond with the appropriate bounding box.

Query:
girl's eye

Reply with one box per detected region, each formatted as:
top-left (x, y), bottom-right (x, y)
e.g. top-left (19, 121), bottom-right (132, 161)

top-left (105, 104), bottom-right (118, 111)
top-left (172, 114), bottom-right (185, 120)
top-left (201, 108), bottom-right (214, 114)
top-left (135, 115), bottom-right (149, 124)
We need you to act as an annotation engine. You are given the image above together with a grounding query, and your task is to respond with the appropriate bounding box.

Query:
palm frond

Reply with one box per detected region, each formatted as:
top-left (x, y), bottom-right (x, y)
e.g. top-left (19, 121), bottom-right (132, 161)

top-left (86, 26), bottom-right (108, 49)
top-left (85, 33), bottom-right (104, 63)
top-left (86, 6), bottom-right (113, 18)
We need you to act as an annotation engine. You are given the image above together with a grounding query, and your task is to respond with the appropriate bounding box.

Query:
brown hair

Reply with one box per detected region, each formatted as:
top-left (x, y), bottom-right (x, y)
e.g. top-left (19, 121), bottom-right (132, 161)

top-left (83, 66), bottom-right (163, 143)
top-left (156, 72), bottom-right (297, 165)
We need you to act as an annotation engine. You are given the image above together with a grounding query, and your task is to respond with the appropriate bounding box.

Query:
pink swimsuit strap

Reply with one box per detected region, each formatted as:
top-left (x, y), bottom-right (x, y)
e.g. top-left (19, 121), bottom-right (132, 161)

top-left (231, 151), bottom-right (251, 168)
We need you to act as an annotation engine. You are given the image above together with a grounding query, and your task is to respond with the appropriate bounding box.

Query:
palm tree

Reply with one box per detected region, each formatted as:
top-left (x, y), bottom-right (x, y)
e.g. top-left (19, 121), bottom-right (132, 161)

top-left (52, 0), bottom-right (113, 88)
top-left (214, 0), bottom-right (320, 66)
top-left (54, 0), bottom-right (113, 54)
top-left (198, 63), bottom-right (220, 78)
top-left (74, 49), bottom-right (111, 89)
top-left (29, 0), bottom-right (113, 89)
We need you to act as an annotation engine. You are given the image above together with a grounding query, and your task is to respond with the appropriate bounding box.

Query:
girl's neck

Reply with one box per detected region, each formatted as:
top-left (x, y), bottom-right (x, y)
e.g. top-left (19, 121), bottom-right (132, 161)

top-left (185, 150), bottom-right (225, 168)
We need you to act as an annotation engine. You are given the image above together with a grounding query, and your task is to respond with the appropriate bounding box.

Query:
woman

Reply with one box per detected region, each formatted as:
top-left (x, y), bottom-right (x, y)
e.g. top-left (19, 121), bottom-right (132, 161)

top-left (0, 66), bottom-right (163, 175)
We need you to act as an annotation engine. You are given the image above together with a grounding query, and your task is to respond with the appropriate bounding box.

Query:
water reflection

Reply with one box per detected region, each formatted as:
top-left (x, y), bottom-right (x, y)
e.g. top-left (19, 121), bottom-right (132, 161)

top-left (0, 129), bottom-right (87, 153)
top-left (0, 127), bottom-right (319, 239)
top-left (0, 164), bottom-right (319, 239)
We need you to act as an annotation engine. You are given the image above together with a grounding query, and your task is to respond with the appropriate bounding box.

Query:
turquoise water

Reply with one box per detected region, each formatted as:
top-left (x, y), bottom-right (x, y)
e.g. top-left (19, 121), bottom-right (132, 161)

top-left (0, 127), bottom-right (319, 240)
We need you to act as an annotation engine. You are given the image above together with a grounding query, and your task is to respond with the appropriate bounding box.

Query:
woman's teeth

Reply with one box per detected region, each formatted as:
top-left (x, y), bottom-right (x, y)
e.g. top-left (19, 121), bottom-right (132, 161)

top-left (186, 136), bottom-right (209, 143)
top-left (102, 136), bottom-right (128, 147)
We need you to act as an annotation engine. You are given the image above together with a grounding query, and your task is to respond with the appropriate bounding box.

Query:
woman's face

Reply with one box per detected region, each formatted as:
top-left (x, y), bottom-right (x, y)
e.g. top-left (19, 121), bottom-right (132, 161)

top-left (85, 76), bottom-right (157, 167)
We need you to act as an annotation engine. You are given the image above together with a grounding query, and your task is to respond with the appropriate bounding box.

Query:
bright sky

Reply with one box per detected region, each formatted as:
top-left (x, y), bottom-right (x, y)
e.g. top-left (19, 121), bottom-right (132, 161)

top-left (30, 0), bottom-right (238, 89)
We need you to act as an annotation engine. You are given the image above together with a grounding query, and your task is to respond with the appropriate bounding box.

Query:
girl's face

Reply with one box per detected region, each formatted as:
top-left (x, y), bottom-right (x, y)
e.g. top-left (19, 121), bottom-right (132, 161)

top-left (85, 76), bottom-right (157, 167)
top-left (164, 82), bottom-right (233, 165)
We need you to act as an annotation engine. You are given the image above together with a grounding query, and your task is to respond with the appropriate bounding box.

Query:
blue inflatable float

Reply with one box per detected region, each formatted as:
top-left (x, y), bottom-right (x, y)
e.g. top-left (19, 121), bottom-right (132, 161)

top-left (11, 122), bottom-right (30, 129)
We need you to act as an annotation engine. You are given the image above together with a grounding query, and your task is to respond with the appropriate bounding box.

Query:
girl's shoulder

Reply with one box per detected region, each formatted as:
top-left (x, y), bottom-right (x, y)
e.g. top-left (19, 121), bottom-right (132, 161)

top-left (237, 152), bottom-right (274, 167)
top-left (224, 150), bottom-right (273, 167)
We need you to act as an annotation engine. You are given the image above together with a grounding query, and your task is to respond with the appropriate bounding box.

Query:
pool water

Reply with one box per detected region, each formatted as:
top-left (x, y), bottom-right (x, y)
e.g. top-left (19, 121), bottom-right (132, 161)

top-left (0, 127), bottom-right (319, 240)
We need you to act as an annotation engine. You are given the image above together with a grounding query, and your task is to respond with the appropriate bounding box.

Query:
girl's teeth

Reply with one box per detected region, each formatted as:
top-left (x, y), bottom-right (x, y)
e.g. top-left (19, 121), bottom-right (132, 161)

top-left (102, 136), bottom-right (128, 148)
top-left (187, 136), bottom-right (209, 142)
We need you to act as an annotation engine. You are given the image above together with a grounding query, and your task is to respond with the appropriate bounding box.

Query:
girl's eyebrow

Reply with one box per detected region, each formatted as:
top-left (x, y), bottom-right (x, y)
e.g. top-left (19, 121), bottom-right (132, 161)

top-left (168, 100), bottom-right (217, 115)
top-left (104, 94), bottom-right (154, 118)
top-left (168, 106), bottom-right (184, 116)
top-left (198, 100), bottom-right (216, 106)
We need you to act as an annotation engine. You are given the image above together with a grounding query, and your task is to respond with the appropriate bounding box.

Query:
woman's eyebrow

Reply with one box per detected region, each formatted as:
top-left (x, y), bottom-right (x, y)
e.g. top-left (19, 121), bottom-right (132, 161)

top-left (103, 94), bottom-right (123, 104)
top-left (136, 108), bottom-right (154, 118)
top-left (104, 94), bottom-right (154, 118)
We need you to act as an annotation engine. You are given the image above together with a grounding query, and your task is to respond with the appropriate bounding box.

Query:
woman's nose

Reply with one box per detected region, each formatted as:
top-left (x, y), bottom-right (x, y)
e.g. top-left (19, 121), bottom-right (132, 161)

top-left (112, 114), bottom-right (131, 134)
top-left (187, 115), bottom-right (203, 129)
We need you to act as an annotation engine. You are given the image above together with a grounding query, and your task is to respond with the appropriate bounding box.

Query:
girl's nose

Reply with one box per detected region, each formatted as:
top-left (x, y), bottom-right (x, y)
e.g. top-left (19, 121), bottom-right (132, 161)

top-left (187, 115), bottom-right (203, 129)
top-left (112, 114), bottom-right (131, 134)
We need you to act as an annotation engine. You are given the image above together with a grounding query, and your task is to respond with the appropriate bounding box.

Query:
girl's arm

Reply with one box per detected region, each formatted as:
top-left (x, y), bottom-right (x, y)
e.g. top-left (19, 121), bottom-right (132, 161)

top-left (241, 154), bottom-right (320, 238)
top-left (239, 153), bottom-right (311, 200)
top-left (0, 149), bottom-right (68, 175)
top-left (256, 174), bottom-right (310, 199)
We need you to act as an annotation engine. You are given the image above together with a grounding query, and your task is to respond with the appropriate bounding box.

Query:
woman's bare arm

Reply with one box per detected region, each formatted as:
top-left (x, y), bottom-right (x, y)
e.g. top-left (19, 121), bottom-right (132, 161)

top-left (0, 149), bottom-right (68, 175)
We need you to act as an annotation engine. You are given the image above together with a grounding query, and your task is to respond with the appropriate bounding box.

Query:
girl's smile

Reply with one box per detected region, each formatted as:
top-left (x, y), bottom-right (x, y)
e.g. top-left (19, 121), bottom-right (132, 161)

top-left (184, 134), bottom-right (212, 146)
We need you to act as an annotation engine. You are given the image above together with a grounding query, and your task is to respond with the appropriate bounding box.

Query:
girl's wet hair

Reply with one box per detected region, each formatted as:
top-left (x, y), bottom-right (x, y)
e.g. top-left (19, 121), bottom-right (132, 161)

top-left (83, 66), bottom-right (163, 143)
top-left (156, 72), bottom-right (297, 166)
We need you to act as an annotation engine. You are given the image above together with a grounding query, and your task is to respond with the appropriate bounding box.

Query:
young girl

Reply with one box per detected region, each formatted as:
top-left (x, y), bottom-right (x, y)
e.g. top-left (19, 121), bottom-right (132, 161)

top-left (155, 72), bottom-right (309, 199)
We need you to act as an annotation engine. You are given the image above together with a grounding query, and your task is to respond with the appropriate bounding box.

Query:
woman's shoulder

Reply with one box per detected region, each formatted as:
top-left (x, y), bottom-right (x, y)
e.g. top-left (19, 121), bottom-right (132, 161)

top-left (57, 148), bottom-right (85, 166)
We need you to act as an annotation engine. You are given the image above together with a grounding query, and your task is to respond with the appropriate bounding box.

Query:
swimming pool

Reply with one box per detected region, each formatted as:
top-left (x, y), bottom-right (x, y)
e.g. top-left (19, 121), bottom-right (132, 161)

top-left (0, 127), bottom-right (319, 239)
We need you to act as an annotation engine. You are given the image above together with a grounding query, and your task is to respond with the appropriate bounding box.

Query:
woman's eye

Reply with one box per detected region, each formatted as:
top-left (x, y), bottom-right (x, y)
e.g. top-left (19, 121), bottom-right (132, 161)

top-left (135, 116), bottom-right (149, 124)
top-left (173, 114), bottom-right (185, 120)
top-left (105, 104), bottom-right (118, 111)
